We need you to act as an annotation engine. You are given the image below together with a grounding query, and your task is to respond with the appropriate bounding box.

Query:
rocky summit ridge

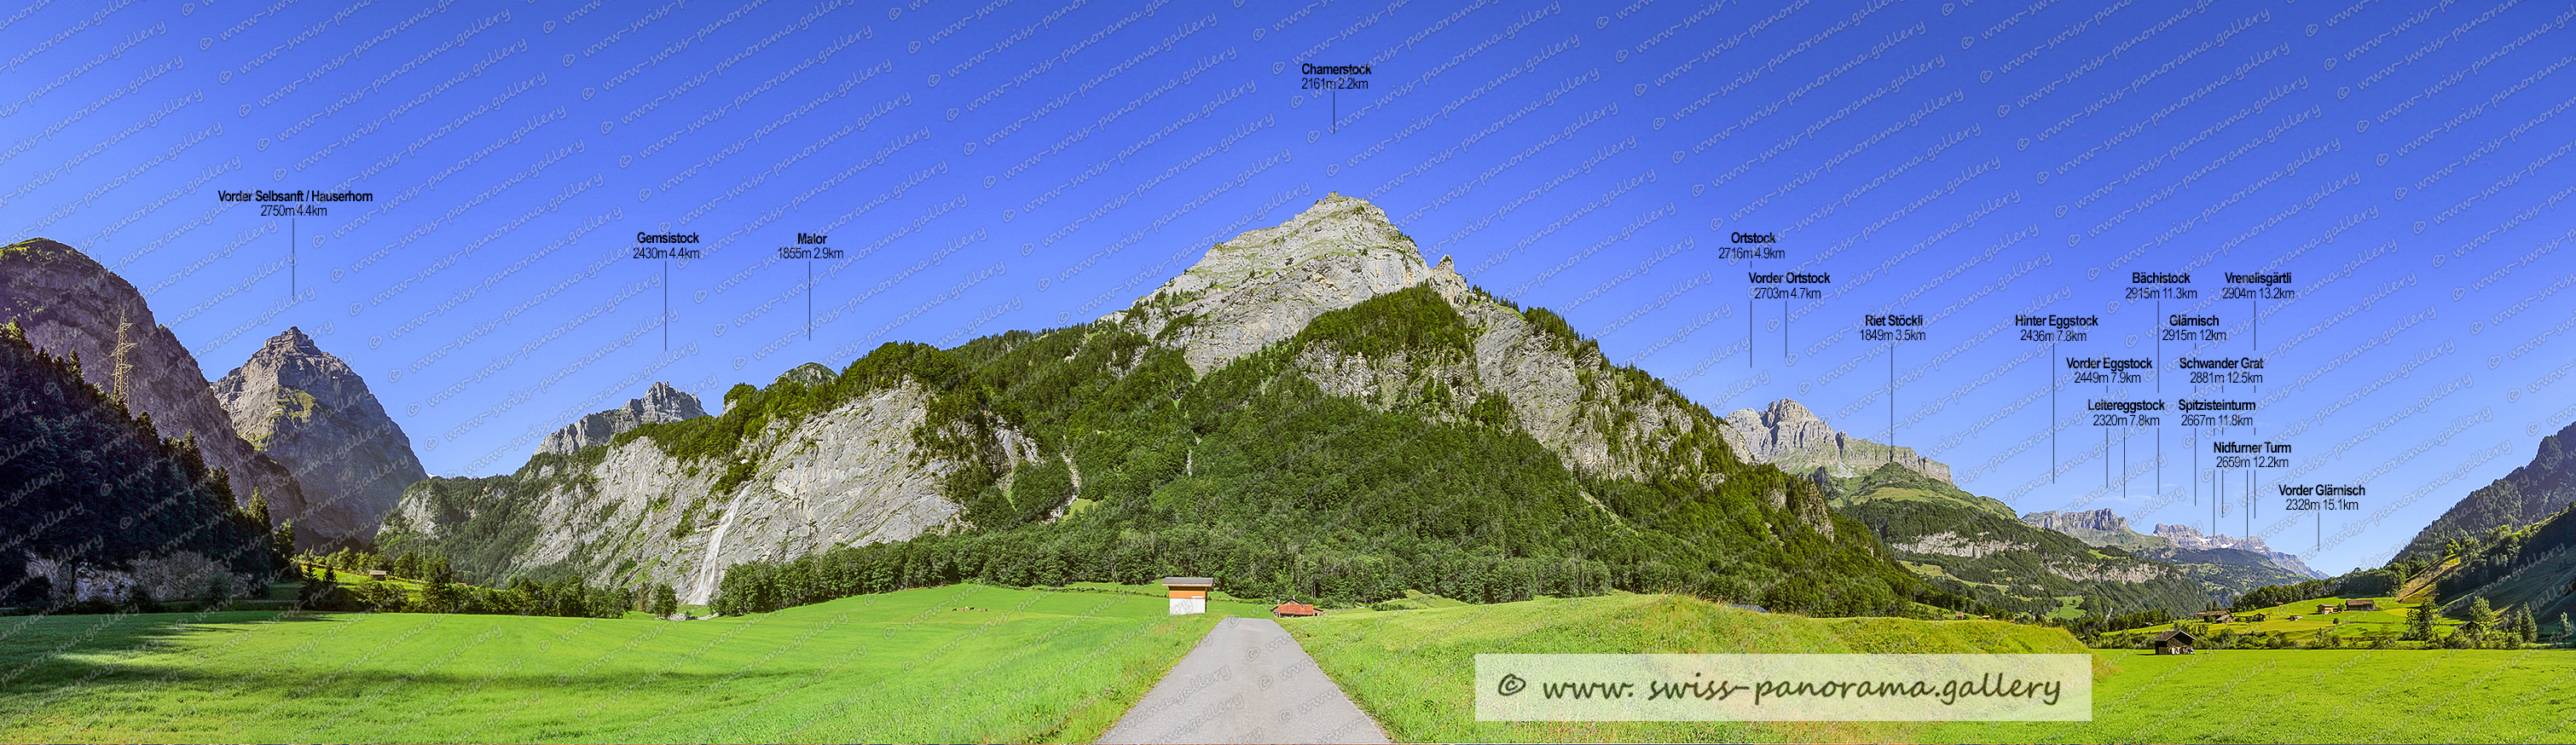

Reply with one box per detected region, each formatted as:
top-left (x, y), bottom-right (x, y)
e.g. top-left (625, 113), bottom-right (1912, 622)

top-left (2023, 508), bottom-right (2130, 534)
top-left (213, 327), bottom-right (425, 546)
top-left (1717, 400), bottom-right (1953, 483)
top-left (1118, 193), bottom-right (1471, 373)
top-left (535, 382), bottom-right (709, 457)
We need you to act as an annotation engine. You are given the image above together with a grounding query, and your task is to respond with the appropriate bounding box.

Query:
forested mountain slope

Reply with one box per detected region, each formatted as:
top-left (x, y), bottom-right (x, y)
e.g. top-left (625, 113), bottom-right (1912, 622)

top-left (384, 194), bottom-right (1950, 616)
top-left (0, 322), bottom-right (283, 605)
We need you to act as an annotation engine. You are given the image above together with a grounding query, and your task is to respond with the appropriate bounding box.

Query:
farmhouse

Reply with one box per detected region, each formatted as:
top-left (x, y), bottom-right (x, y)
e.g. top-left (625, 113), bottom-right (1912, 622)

top-left (2342, 598), bottom-right (2378, 612)
top-left (2316, 604), bottom-right (2340, 615)
top-left (2152, 629), bottom-right (2198, 655)
top-left (2194, 610), bottom-right (2234, 623)
top-left (1273, 603), bottom-right (1319, 617)
top-left (1161, 577), bottom-right (1213, 615)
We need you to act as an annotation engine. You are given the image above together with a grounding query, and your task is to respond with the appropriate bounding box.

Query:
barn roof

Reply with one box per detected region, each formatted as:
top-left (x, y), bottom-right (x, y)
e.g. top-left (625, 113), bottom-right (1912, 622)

top-left (2153, 629), bottom-right (2197, 643)
top-left (1160, 577), bottom-right (1215, 586)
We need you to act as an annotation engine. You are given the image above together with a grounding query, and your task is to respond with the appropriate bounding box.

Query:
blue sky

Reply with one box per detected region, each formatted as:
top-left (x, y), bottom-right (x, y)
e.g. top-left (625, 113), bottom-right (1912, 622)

top-left (3, 0), bottom-right (2571, 575)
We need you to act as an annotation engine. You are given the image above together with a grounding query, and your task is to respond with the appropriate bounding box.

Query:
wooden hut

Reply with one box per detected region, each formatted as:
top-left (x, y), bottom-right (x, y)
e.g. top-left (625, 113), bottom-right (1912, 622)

top-left (2151, 628), bottom-right (2198, 655)
top-left (1161, 577), bottom-right (1213, 615)
top-left (2342, 598), bottom-right (2378, 612)
top-left (2194, 610), bottom-right (2234, 624)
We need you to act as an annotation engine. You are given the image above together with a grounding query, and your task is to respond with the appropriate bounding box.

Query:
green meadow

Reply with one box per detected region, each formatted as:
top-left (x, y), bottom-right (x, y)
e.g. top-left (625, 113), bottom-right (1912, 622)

top-left (0, 584), bottom-right (1270, 743)
top-left (1916, 648), bottom-right (2576, 743)
top-left (1282, 592), bottom-right (2097, 743)
top-left (1284, 592), bottom-right (2576, 744)
top-left (2091, 596), bottom-right (2469, 649)
top-left (9, 585), bottom-right (2567, 743)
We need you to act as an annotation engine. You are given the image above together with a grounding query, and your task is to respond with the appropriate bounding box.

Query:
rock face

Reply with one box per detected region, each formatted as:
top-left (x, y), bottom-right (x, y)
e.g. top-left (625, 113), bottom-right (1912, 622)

top-left (1117, 194), bottom-right (1774, 494)
top-left (211, 327), bottom-right (425, 547)
top-left (2153, 523), bottom-right (2323, 578)
top-left (1122, 193), bottom-right (1469, 373)
top-left (0, 239), bottom-right (307, 528)
top-left (2023, 509), bottom-right (2130, 534)
top-left (1718, 400), bottom-right (1953, 483)
top-left (535, 382), bottom-right (709, 457)
top-left (383, 375), bottom-right (1035, 604)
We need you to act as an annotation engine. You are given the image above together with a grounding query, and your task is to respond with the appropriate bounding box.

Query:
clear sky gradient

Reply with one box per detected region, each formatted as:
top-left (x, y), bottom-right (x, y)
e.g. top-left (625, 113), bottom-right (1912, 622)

top-left (3, 0), bottom-right (2571, 575)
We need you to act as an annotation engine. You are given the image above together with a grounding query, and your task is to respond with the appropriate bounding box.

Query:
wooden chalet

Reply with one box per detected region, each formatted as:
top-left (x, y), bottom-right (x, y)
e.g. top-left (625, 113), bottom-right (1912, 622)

top-left (2316, 604), bottom-right (2340, 615)
top-left (1161, 577), bottom-right (1213, 615)
top-left (1273, 603), bottom-right (1319, 617)
top-left (2151, 628), bottom-right (2198, 655)
top-left (2194, 610), bottom-right (2234, 624)
top-left (2342, 598), bottom-right (2379, 612)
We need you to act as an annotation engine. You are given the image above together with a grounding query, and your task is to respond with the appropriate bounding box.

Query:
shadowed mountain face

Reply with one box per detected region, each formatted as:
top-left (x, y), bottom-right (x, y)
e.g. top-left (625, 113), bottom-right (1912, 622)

top-left (0, 322), bottom-right (282, 604)
top-left (213, 327), bottom-right (425, 548)
top-left (0, 239), bottom-right (307, 533)
top-left (2402, 419), bottom-right (2576, 560)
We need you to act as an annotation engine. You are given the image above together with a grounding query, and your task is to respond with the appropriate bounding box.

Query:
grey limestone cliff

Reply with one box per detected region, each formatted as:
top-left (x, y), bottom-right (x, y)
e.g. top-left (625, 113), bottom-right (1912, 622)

top-left (1717, 400), bottom-right (1953, 483)
top-left (2023, 508), bottom-right (2130, 534)
top-left (385, 372), bottom-right (1036, 604)
top-left (1109, 194), bottom-right (1834, 534)
top-left (535, 382), bottom-right (709, 457)
top-left (213, 327), bottom-right (426, 546)
top-left (1120, 193), bottom-right (1469, 373)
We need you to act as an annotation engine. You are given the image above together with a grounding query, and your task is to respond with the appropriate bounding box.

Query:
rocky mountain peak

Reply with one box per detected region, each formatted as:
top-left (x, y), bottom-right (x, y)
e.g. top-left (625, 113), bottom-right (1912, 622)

top-left (1718, 399), bottom-right (1953, 483)
top-left (1122, 193), bottom-right (1468, 372)
top-left (214, 327), bottom-right (425, 546)
top-left (269, 326), bottom-right (320, 354)
top-left (2023, 508), bottom-right (2130, 534)
top-left (1156, 192), bottom-right (1421, 294)
top-left (535, 382), bottom-right (709, 457)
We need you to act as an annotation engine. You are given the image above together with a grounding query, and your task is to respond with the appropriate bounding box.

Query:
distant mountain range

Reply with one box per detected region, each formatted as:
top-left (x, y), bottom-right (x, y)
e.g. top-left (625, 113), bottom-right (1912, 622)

top-left (1720, 402), bottom-right (2318, 615)
top-left (2014, 508), bottom-right (2324, 580)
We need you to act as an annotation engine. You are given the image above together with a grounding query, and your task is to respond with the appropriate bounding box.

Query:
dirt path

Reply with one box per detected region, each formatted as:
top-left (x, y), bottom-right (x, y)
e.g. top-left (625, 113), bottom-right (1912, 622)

top-left (1096, 616), bottom-right (1392, 744)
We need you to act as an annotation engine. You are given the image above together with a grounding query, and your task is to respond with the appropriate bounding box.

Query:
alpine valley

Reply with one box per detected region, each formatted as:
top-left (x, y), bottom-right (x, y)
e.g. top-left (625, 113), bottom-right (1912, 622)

top-left (0, 197), bottom-right (2560, 626)
top-left (364, 195), bottom-right (2312, 618)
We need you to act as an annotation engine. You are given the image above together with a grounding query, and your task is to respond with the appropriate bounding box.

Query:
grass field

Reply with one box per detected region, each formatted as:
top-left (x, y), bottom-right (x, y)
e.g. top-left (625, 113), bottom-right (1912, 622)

top-left (2093, 596), bottom-right (2469, 649)
top-left (12, 584), bottom-right (2567, 743)
top-left (1282, 592), bottom-right (2099, 743)
top-left (1916, 648), bottom-right (2576, 743)
top-left (1285, 592), bottom-right (2576, 743)
top-left (0, 583), bottom-right (1271, 743)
